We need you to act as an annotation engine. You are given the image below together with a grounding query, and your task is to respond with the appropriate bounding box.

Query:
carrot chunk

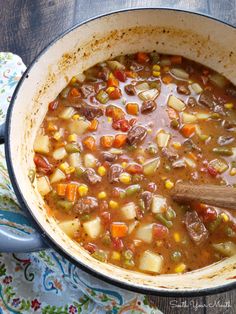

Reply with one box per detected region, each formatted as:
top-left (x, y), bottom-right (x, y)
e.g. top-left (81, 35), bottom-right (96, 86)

top-left (107, 76), bottom-right (119, 87)
top-left (170, 55), bottom-right (182, 64)
top-left (126, 103), bottom-right (139, 115)
top-left (111, 223), bottom-right (128, 238)
top-left (66, 184), bottom-right (77, 202)
top-left (88, 119), bottom-right (98, 131)
top-left (109, 87), bottom-right (122, 100)
top-left (100, 135), bottom-right (114, 148)
top-left (162, 74), bottom-right (173, 84)
top-left (83, 136), bottom-right (96, 151)
top-left (57, 183), bottom-right (67, 196)
top-left (136, 52), bottom-right (150, 63)
top-left (181, 124), bottom-right (195, 137)
top-left (113, 134), bottom-right (127, 148)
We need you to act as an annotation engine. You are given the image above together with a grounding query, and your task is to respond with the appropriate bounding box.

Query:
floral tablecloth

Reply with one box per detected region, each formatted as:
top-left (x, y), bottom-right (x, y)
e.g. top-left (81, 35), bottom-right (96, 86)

top-left (0, 52), bottom-right (161, 314)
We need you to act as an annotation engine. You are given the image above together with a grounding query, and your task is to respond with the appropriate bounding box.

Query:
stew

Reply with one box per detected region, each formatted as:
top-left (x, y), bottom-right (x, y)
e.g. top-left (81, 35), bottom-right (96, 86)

top-left (33, 52), bottom-right (236, 274)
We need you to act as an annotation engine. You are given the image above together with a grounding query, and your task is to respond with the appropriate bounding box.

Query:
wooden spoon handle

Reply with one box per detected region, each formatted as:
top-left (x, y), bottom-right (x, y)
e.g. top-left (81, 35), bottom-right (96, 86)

top-left (171, 183), bottom-right (236, 210)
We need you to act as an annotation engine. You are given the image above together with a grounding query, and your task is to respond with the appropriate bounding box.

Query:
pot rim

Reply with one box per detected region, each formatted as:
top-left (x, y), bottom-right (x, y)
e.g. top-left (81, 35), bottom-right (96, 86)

top-left (5, 7), bottom-right (236, 296)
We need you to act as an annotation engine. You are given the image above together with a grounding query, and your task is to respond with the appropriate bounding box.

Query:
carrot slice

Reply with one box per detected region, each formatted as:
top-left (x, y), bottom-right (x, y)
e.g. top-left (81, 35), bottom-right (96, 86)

top-left (181, 124), bottom-right (196, 137)
top-left (88, 119), bottom-right (98, 131)
top-left (113, 134), bottom-right (127, 148)
top-left (136, 52), bottom-right (150, 63)
top-left (57, 183), bottom-right (67, 196)
top-left (111, 223), bottom-right (128, 238)
top-left (66, 184), bottom-right (77, 202)
top-left (162, 74), bottom-right (173, 84)
top-left (126, 103), bottom-right (139, 115)
top-left (100, 135), bottom-right (114, 148)
top-left (83, 136), bottom-right (96, 151)
top-left (170, 55), bottom-right (182, 64)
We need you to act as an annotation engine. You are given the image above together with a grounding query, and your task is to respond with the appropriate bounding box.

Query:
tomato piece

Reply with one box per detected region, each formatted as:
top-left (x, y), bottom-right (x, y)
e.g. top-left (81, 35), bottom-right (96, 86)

top-left (114, 69), bottom-right (127, 82)
top-left (109, 87), bottom-right (122, 100)
top-left (112, 238), bottom-right (124, 251)
top-left (34, 155), bottom-right (52, 174)
top-left (202, 208), bottom-right (217, 223)
top-left (153, 224), bottom-right (169, 239)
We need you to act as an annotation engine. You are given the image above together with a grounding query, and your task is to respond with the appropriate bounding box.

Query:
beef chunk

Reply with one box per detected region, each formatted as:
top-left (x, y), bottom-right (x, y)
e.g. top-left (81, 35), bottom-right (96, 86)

top-left (80, 84), bottom-right (95, 98)
top-left (199, 90), bottom-right (218, 109)
top-left (141, 191), bottom-right (153, 211)
top-left (124, 84), bottom-right (136, 96)
top-left (141, 100), bottom-right (157, 114)
top-left (83, 168), bottom-right (101, 184)
top-left (218, 136), bottom-right (234, 146)
top-left (177, 85), bottom-right (190, 95)
top-left (187, 97), bottom-right (197, 107)
top-left (127, 125), bottom-right (147, 145)
top-left (183, 139), bottom-right (201, 153)
top-left (161, 148), bottom-right (179, 162)
top-left (184, 211), bottom-right (209, 245)
top-left (80, 104), bottom-right (103, 121)
top-left (73, 197), bottom-right (98, 214)
top-left (108, 164), bottom-right (123, 183)
top-left (101, 152), bottom-right (117, 162)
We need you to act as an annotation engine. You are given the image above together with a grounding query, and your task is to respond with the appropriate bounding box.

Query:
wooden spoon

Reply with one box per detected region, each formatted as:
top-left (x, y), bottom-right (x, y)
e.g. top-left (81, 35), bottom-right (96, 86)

top-left (171, 182), bottom-right (236, 210)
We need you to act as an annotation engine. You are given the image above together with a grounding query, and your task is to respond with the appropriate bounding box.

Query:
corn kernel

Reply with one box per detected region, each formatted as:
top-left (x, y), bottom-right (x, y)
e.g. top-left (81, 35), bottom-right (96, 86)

top-left (121, 162), bottom-right (127, 169)
top-left (59, 162), bottom-right (70, 172)
top-left (72, 114), bottom-right (80, 120)
top-left (172, 142), bottom-right (181, 149)
top-left (230, 168), bottom-right (236, 176)
top-left (109, 200), bottom-right (119, 209)
top-left (220, 212), bottom-right (229, 222)
top-left (47, 122), bottom-right (58, 132)
top-left (107, 117), bottom-right (112, 123)
top-left (174, 232), bottom-right (180, 243)
top-left (70, 76), bottom-right (77, 84)
top-left (97, 166), bottom-right (106, 176)
top-left (175, 263), bottom-right (186, 273)
top-left (111, 251), bottom-right (121, 261)
top-left (224, 103), bottom-right (233, 109)
top-left (53, 132), bottom-right (61, 141)
top-left (152, 64), bottom-right (161, 71)
top-left (147, 128), bottom-right (152, 134)
top-left (98, 191), bottom-right (107, 199)
top-left (64, 166), bottom-right (75, 174)
top-left (68, 133), bottom-right (77, 142)
top-left (153, 71), bottom-right (161, 77)
top-left (165, 179), bottom-right (174, 189)
top-left (106, 86), bottom-right (115, 94)
top-left (78, 184), bottom-right (88, 197)
top-left (119, 172), bottom-right (131, 184)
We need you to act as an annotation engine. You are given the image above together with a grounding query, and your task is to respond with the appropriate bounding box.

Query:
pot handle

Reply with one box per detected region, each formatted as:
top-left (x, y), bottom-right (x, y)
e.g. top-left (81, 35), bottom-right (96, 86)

top-left (0, 122), bottom-right (48, 252)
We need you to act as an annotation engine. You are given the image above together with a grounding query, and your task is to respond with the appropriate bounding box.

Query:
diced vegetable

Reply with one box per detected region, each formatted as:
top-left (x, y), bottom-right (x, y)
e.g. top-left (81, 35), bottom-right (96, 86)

top-left (100, 135), bottom-right (114, 148)
top-left (136, 224), bottom-right (153, 243)
top-left (181, 124), bottom-right (195, 137)
top-left (155, 213), bottom-right (173, 228)
top-left (96, 90), bottom-right (109, 104)
top-left (126, 103), bottom-right (139, 115)
top-left (209, 158), bottom-right (228, 174)
top-left (83, 217), bottom-right (101, 239)
top-left (107, 60), bottom-right (125, 70)
top-left (50, 168), bottom-right (66, 184)
top-left (83, 136), bottom-right (96, 151)
top-left (170, 68), bottom-right (189, 80)
top-left (191, 83), bottom-right (203, 94)
top-left (136, 52), bottom-right (150, 63)
top-left (209, 73), bottom-right (227, 88)
top-left (84, 153), bottom-right (97, 168)
top-left (59, 219), bottom-right (80, 237)
top-left (52, 147), bottom-right (67, 160)
top-left (56, 183), bottom-right (67, 196)
top-left (126, 184), bottom-right (141, 196)
top-left (68, 119), bottom-right (90, 135)
top-left (138, 89), bottom-right (159, 101)
top-left (113, 134), bottom-right (127, 148)
top-left (34, 134), bottom-right (50, 154)
top-left (111, 222), bottom-right (128, 238)
top-left (59, 107), bottom-right (76, 120)
top-left (66, 183), bottom-right (77, 202)
top-left (212, 147), bottom-right (233, 156)
top-left (139, 250), bottom-right (163, 273)
top-left (196, 113), bottom-right (210, 120)
top-left (91, 249), bottom-right (107, 262)
top-left (135, 82), bottom-right (149, 91)
top-left (121, 202), bottom-right (137, 220)
top-left (109, 148), bottom-right (124, 155)
top-left (128, 221), bottom-right (139, 234)
top-left (156, 131), bottom-right (170, 148)
top-left (182, 113), bottom-right (197, 124)
top-left (37, 176), bottom-right (52, 196)
top-left (65, 143), bottom-right (80, 153)
top-left (151, 195), bottom-right (167, 213)
top-left (143, 157), bottom-right (160, 175)
top-left (168, 95), bottom-right (185, 111)
top-left (183, 157), bottom-right (196, 168)
top-left (68, 152), bottom-right (82, 167)
top-left (213, 241), bottom-right (236, 257)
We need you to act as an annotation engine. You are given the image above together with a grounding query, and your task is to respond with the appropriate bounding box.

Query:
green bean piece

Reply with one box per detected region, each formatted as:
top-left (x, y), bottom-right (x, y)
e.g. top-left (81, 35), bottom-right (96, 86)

top-left (65, 143), bottom-right (80, 153)
top-left (212, 147), bottom-right (233, 156)
top-left (57, 200), bottom-right (74, 211)
top-left (147, 144), bottom-right (158, 155)
top-left (91, 250), bottom-right (107, 262)
top-left (123, 250), bottom-right (133, 260)
top-left (211, 113), bottom-right (221, 119)
top-left (165, 207), bottom-right (176, 220)
top-left (126, 184), bottom-right (141, 196)
top-left (119, 190), bottom-right (126, 199)
top-left (96, 90), bottom-right (109, 104)
top-left (28, 169), bottom-right (35, 183)
top-left (155, 213), bottom-right (173, 228)
top-left (171, 251), bottom-right (182, 262)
